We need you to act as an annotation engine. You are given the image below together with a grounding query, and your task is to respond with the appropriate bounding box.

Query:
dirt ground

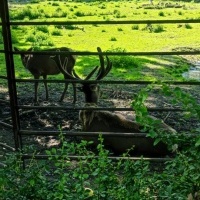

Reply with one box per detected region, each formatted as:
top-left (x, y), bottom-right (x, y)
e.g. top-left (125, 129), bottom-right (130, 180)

top-left (0, 56), bottom-right (200, 161)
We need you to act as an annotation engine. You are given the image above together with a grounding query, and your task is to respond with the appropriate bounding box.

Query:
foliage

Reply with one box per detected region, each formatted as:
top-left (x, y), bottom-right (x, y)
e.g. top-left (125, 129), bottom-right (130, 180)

top-left (108, 48), bottom-right (140, 69)
top-left (25, 31), bottom-right (54, 48)
top-left (51, 28), bottom-right (63, 36)
top-left (36, 26), bottom-right (49, 34)
top-left (0, 133), bottom-right (199, 199)
top-left (1, 83), bottom-right (200, 199)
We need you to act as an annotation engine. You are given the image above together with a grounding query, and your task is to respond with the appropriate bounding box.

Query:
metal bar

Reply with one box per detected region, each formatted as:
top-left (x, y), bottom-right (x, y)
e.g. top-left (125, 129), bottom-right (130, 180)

top-left (14, 78), bottom-right (200, 85)
top-left (19, 130), bottom-right (199, 137)
top-left (17, 105), bottom-right (182, 112)
top-left (7, 50), bottom-right (200, 56)
top-left (0, 99), bottom-right (10, 104)
top-left (0, 0), bottom-right (21, 150)
top-left (0, 121), bottom-right (13, 129)
top-left (1, 19), bottom-right (200, 25)
top-left (21, 154), bottom-right (172, 162)
top-left (0, 75), bottom-right (8, 79)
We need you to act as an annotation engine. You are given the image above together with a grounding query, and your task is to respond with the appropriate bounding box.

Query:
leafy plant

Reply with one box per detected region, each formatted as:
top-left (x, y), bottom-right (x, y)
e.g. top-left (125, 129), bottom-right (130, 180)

top-left (36, 26), bottom-right (49, 34)
top-left (108, 48), bottom-right (140, 69)
top-left (110, 36), bottom-right (117, 41)
top-left (132, 25), bottom-right (139, 30)
top-left (51, 28), bottom-right (62, 36)
top-left (185, 23), bottom-right (192, 29)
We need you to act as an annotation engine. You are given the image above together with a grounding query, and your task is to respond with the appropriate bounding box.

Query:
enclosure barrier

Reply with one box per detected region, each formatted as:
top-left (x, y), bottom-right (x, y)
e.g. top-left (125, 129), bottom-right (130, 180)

top-left (0, 0), bottom-right (200, 163)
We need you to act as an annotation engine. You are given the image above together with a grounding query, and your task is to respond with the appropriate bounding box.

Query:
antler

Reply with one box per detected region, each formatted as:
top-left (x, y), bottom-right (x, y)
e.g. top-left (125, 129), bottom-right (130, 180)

top-left (96, 47), bottom-right (112, 80)
top-left (56, 47), bottom-right (112, 81)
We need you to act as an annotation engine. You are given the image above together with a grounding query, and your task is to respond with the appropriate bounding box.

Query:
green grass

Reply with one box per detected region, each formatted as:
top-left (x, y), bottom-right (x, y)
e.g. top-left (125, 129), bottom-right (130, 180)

top-left (1, 0), bottom-right (200, 85)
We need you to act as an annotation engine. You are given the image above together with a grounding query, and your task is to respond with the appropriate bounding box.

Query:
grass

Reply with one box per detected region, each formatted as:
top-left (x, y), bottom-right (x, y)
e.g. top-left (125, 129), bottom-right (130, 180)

top-left (0, 0), bottom-right (200, 85)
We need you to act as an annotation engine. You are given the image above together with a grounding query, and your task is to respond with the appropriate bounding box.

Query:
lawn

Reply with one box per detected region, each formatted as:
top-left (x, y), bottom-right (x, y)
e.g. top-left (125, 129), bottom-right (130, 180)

top-left (1, 0), bottom-right (200, 81)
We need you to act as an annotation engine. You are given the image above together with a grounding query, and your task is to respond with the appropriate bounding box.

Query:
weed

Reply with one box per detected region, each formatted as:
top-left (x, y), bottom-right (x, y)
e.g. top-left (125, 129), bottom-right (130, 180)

top-left (51, 28), bottom-right (62, 36)
top-left (1, 125), bottom-right (199, 199)
top-left (75, 11), bottom-right (85, 17)
top-left (110, 37), bottom-right (117, 41)
top-left (11, 32), bottom-right (19, 44)
top-left (132, 25), bottom-right (139, 30)
top-left (117, 27), bottom-right (123, 31)
top-left (178, 11), bottom-right (183, 15)
top-left (152, 24), bottom-right (164, 33)
top-left (108, 48), bottom-right (140, 69)
top-left (36, 26), bottom-right (49, 34)
top-left (52, 2), bottom-right (59, 6)
top-left (185, 23), bottom-right (192, 29)
top-left (158, 11), bottom-right (165, 16)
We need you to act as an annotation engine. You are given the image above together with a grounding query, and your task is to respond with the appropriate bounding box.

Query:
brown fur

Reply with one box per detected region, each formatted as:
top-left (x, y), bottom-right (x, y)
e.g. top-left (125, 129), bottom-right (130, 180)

top-left (14, 47), bottom-right (77, 103)
top-left (79, 106), bottom-right (176, 156)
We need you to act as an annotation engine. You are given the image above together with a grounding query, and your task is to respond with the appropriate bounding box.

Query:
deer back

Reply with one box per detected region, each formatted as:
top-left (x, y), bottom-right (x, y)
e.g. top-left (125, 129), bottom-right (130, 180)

top-left (14, 47), bottom-right (77, 76)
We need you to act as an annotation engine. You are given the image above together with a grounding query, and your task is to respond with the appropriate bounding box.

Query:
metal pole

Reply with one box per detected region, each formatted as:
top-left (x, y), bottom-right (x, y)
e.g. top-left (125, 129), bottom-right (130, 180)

top-left (0, 0), bottom-right (21, 150)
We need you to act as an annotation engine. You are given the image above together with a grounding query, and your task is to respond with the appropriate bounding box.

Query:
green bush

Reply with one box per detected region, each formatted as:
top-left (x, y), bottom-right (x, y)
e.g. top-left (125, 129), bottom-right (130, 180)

top-left (158, 11), bottom-right (165, 16)
top-left (11, 7), bottom-right (41, 20)
top-left (26, 34), bottom-right (36, 43)
top-left (108, 48), bottom-right (140, 69)
top-left (52, 2), bottom-right (60, 6)
top-left (132, 25), bottom-right (139, 30)
top-left (51, 28), bottom-right (62, 36)
top-left (0, 130), bottom-right (199, 199)
top-left (185, 23), bottom-right (192, 29)
top-left (74, 11), bottom-right (85, 17)
top-left (11, 32), bottom-right (19, 44)
top-left (36, 26), bottom-right (49, 34)
top-left (110, 37), bottom-right (117, 41)
top-left (117, 27), bottom-right (123, 31)
top-left (25, 32), bottom-right (54, 47)
top-left (152, 24), bottom-right (164, 33)
top-left (0, 84), bottom-right (200, 199)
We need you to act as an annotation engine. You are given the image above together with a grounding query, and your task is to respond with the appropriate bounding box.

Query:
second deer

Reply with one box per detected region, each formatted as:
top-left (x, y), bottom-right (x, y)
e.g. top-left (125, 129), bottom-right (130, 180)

top-left (14, 47), bottom-right (77, 103)
top-left (57, 47), bottom-right (176, 156)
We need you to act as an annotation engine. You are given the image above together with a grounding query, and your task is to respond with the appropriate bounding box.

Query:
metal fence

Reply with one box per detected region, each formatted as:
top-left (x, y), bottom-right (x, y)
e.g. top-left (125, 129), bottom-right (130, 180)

top-left (0, 0), bottom-right (200, 162)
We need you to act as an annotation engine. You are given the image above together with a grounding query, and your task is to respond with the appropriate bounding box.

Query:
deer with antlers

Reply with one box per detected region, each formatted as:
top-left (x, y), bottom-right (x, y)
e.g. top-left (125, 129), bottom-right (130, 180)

top-left (57, 47), bottom-right (176, 156)
top-left (14, 47), bottom-right (77, 103)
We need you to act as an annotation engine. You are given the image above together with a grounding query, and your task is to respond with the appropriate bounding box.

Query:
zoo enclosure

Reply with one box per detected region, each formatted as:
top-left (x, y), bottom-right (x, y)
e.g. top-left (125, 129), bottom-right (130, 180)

top-left (0, 0), bottom-right (200, 162)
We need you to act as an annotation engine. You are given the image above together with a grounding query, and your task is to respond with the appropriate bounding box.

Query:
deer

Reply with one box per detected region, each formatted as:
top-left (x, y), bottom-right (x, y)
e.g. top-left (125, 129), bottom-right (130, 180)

top-left (14, 47), bottom-right (77, 103)
top-left (57, 47), bottom-right (176, 156)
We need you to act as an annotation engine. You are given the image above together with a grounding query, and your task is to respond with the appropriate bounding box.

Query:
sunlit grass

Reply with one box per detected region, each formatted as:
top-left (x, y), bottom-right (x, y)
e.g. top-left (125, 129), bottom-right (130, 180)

top-left (0, 0), bottom-right (199, 86)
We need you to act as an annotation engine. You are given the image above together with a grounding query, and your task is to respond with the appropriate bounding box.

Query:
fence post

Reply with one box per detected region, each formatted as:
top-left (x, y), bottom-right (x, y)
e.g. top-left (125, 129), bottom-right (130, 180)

top-left (0, 0), bottom-right (22, 150)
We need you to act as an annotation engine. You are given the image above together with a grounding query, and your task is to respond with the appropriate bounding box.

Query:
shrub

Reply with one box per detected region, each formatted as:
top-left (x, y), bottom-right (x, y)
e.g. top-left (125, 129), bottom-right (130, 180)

top-left (132, 25), bottom-right (139, 30)
top-left (36, 26), bottom-right (49, 34)
top-left (11, 32), bottom-right (19, 44)
top-left (117, 27), bottom-right (123, 31)
top-left (185, 23), bottom-right (192, 29)
top-left (25, 32), bottom-right (54, 47)
top-left (152, 25), bottom-right (164, 33)
top-left (51, 28), bottom-right (62, 36)
top-left (52, 2), bottom-right (59, 6)
top-left (74, 11), bottom-right (85, 17)
top-left (158, 11), bottom-right (165, 16)
top-left (26, 34), bottom-right (36, 43)
top-left (1, 129), bottom-right (199, 200)
top-left (107, 48), bottom-right (140, 69)
top-left (11, 7), bottom-right (41, 20)
top-left (110, 37), bottom-right (117, 41)
top-left (178, 11), bottom-right (183, 15)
